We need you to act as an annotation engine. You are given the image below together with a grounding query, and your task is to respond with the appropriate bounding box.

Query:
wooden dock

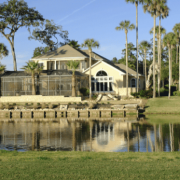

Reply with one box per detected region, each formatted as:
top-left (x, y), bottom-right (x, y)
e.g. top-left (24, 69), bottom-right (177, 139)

top-left (0, 109), bottom-right (138, 121)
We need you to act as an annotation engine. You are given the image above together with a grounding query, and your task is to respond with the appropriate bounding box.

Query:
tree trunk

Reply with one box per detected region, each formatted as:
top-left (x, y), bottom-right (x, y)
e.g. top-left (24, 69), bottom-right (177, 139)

top-left (145, 50), bottom-right (147, 90)
top-left (89, 49), bottom-right (92, 99)
top-left (126, 32), bottom-right (128, 97)
top-left (179, 32), bottom-right (180, 91)
top-left (136, 2), bottom-right (139, 93)
top-left (7, 36), bottom-right (17, 71)
top-left (176, 42), bottom-right (178, 64)
top-left (171, 47), bottom-right (173, 85)
top-left (158, 16), bottom-right (161, 97)
top-left (32, 73), bottom-right (36, 95)
top-left (72, 73), bottom-right (76, 97)
top-left (153, 12), bottom-right (156, 98)
top-left (168, 46), bottom-right (171, 98)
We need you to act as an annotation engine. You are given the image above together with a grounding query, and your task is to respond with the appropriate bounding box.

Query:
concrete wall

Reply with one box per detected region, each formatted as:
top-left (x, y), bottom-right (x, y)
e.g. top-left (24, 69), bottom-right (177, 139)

top-left (0, 95), bottom-right (81, 103)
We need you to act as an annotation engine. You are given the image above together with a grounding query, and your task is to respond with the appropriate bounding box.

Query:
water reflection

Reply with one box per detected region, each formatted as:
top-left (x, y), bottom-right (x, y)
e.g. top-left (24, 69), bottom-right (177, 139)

top-left (0, 120), bottom-right (180, 152)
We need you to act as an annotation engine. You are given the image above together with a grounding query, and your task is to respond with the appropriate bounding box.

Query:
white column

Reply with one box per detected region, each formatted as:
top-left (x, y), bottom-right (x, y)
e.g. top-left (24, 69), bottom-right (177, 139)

top-left (55, 60), bottom-right (57, 70)
top-left (94, 81), bottom-right (96, 92)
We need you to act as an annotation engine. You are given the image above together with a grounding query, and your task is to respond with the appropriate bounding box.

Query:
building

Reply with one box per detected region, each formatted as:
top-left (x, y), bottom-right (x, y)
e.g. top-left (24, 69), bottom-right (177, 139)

top-left (31, 44), bottom-right (144, 96)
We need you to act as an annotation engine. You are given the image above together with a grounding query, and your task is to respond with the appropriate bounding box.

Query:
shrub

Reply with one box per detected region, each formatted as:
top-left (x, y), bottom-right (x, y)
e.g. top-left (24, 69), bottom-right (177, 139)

top-left (139, 89), bottom-right (153, 98)
top-left (25, 103), bottom-right (28, 106)
top-left (5, 103), bottom-right (10, 109)
top-left (68, 102), bottom-right (71, 105)
top-left (173, 91), bottom-right (180, 96)
top-left (78, 102), bottom-right (82, 105)
top-left (79, 87), bottom-right (89, 96)
top-left (73, 102), bottom-right (76, 105)
top-left (12, 103), bottom-right (16, 106)
top-left (131, 92), bottom-right (139, 98)
top-left (37, 103), bottom-right (40, 106)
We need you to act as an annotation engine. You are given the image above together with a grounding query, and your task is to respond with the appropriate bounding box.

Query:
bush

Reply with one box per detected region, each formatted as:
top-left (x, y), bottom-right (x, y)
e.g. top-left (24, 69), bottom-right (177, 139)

top-left (5, 103), bottom-right (10, 109)
top-left (131, 92), bottom-right (139, 98)
top-left (68, 102), bottom-right (71, 105)
top-left (139, 89), bottom-right (153, 98)
top-left (79, 87), bottom-right (89, 96)
top-left (25, 103), bottom-right (28, 106)
top-left (173, 91), bottom-right (180, 96)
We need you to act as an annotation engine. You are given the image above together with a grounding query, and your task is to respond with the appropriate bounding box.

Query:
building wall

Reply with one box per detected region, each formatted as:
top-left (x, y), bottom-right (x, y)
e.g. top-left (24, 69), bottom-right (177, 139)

top-left (84, 61), bottom-right (145, 96)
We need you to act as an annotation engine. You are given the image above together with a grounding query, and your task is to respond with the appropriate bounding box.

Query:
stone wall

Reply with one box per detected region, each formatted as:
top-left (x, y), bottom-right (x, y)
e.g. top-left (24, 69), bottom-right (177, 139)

top-left (118, 88), bottom-right (136, 96)
top-left (0, 95), bottom-right (81, 103)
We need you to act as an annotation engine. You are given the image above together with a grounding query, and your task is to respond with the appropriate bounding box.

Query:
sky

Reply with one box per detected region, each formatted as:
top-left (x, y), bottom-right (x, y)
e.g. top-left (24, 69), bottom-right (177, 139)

top-left (0, 0), bottom-right (180, 70)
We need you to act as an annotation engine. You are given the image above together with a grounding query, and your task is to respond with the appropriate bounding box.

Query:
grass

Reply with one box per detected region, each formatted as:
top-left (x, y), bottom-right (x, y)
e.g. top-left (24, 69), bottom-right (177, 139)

top-left (145, 96), bottom-right (180, 114)
top-left (0, 151), bottom-right (180, 179)
top-left (146, 114), bottom-right (180, 124)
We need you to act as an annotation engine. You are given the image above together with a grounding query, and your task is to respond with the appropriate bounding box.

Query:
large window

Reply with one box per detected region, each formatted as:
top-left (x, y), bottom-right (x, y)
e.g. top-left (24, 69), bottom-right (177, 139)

top-left (91, 70), bottom-right (113, 92)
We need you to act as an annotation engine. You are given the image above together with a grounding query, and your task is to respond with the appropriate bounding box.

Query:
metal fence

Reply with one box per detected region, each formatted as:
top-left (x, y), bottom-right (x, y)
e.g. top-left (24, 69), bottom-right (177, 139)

top-left (1, 75), bottom-right (88, 96)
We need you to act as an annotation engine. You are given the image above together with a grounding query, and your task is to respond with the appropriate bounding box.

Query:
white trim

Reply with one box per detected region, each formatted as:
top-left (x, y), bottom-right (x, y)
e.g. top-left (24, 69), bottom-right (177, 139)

top-left (83, 60), bottom-right (126, 75)
top-left (30, 57), bottom-right (86, 61)
top-left (95, 69), bottom-right (108, 76)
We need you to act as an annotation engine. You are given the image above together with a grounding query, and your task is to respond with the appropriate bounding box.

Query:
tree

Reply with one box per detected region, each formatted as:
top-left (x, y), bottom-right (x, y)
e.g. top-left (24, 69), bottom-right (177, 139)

top-left (32, 46), bottom-right (50, 58)
top-left (66, 60), bottom-right (80, 97)
top-left (115, 20), bottom-right (135, 97)
top-left (163, 32), bottom-right (176, 98)
top-left (150, 25), bottom-right (166, 96)
top-left (173, 23), bottom-right (180, 91)
top-left (29, 19), bottom-right (68, 51)
top-left (0, 0), bottom-right (44, 71)
top-left (81, 39), bottom-right (99, 99)
top-left (68, 40), bottom-right (80, 49)
top-left (0, 43), bottom-right (9, 60)
top-left (125, 0), bottom-right (144, 93)
top-left (21, 61), bottom-right (43, 95)
top-left (112, 57), bottom-right (118, 63)
top-left (0, 64), bottom-right (6, 74)
top-left (143, 0), bottom-right (168, 98)
top-left (139, 41), bottom-right (151, 89)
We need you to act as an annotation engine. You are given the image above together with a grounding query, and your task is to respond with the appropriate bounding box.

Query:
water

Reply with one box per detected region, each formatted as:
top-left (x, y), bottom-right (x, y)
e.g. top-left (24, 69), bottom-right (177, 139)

top-left (0, 118), bottom-right (180, 152)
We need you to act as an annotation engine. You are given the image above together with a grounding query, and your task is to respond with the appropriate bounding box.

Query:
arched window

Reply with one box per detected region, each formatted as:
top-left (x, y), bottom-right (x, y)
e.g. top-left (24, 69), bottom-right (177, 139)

top-left (96, 70), bottom-right (107, 76)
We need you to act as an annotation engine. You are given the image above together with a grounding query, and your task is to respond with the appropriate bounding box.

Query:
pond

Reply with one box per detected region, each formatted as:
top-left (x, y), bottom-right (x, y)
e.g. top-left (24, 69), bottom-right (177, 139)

top-left (0, 117), bottom-right (180, 152)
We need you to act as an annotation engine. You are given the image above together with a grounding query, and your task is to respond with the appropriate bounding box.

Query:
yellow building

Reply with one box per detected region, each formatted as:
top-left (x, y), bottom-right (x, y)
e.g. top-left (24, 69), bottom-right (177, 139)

top-left (31, 44), bottom-right (145, 96)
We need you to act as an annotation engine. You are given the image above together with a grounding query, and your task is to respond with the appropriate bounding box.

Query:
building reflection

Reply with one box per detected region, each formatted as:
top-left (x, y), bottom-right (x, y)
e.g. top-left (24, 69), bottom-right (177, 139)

top-left (0, 121), bottom-right (180, 152)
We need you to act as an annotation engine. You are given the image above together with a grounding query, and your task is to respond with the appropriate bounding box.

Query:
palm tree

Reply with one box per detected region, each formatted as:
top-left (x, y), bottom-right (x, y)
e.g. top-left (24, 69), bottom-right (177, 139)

top-left (125, 0), bottom-right (144, 93)
top-left (143, 0), bottom-right (168, 98)
top-left (21, 61), bottom-right (43, 95)
top-left (81, 39), bottom-right (99, 99)
top-left (0, 43), bottom-right (9, 60)
top-left (173, 23), bottom-right (180, 91)
top-left (0, 64), bottom-right (5, 74)
top-left (68, 40), bottom-right (80, 49)
top-left (163, 32), bottom-right (176, 98)
top-left (150, 25), bottom-right (166, 96)
top-left (66, 60), bottom-right (80, 97)
top-left (139, 41), bottom-right (151, 89)
top-left (116, 21), bottom-right (135, 97)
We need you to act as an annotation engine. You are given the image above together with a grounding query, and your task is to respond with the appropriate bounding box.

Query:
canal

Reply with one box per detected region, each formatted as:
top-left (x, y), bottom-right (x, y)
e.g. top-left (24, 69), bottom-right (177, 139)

top-left (0, 116), bottom-right (180, 152)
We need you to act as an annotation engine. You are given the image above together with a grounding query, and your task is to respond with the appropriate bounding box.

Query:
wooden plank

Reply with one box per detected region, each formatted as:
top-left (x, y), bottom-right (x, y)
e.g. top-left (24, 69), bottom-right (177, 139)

top-left (126, 109), bottom-right (137, 117)
top-left (33, 111), bottom-right (45, 118)
top-left (67, 111), bottom-right (78, 118)
top-left (89, 110), bottom-right (100, 118)
top-left (22, 111), bottom-right (32, 119)
top-left (101, 110), bottom-right (111, 118)
top-left (45, 111), bottom-right (55, 118)
top-left (112, 110), bottom-right (124, 117)
top-left (79, 110), bottom-right (89, 118)
top-left (11, 111), bottom-right (21, 119)
top-left (0, 111), bottom-right (10, 118)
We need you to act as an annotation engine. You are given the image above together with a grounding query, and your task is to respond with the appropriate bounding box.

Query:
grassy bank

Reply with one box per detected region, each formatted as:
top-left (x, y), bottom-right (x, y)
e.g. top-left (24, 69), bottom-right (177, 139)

top-left (0, 151), bottom-right (180, 179)
top-left (145, 114), bottom-right (180, 124)
top-left (144, 96), bottom-right (180, 114)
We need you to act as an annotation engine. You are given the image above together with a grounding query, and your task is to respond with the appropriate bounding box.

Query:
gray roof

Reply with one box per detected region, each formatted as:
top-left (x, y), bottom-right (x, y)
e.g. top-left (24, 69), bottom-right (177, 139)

top-left (1, 70), bottom-right (88, 77)
top-left (31, 44), bottom-right (88, 59)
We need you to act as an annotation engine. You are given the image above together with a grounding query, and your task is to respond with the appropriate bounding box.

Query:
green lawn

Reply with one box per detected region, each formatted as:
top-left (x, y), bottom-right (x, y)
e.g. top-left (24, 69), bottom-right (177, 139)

top-left (145, 96), bottom-right (180, 114)
top-left (0, 151), bottom-right (180, 179)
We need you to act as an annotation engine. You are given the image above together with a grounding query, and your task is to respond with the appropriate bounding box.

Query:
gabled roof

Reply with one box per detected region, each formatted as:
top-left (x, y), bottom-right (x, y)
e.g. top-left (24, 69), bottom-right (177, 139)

top-left (31, 44), bottom-right (88, 60)
top-left (114, 64), bottom-right (143, 76)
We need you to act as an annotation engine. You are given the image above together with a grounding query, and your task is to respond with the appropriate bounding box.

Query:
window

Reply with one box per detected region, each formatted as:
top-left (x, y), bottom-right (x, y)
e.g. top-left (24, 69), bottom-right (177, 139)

top-left (131, 79), bottom-right (136, 87)
top-left (96, 70), bottom-right (107, 76)
top-left (38, 63), bottom-right (43, 69)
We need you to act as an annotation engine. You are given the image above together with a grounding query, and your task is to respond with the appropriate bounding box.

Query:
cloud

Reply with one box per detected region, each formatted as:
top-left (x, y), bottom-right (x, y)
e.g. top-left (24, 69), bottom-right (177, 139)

top-left (57, 0), bottom-right (96, 23)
